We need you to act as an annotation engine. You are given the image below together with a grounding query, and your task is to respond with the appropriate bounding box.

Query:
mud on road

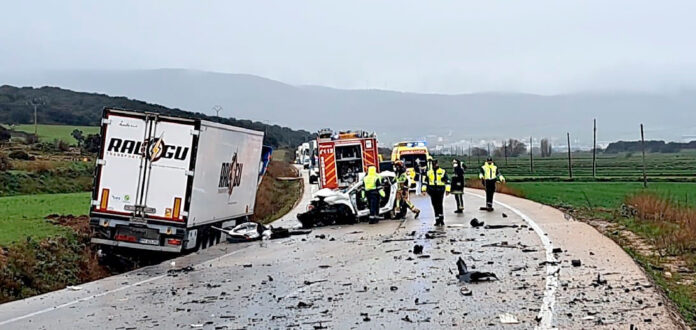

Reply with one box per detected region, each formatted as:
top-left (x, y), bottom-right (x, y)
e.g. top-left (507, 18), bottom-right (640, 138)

top-left (0, 170), bottom-right (685, 329)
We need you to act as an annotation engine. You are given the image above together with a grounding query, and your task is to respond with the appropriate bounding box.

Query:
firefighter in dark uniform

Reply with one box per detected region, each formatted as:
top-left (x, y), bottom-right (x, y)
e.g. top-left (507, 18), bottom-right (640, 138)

top-left (451, 159), bottom-right (466, 213)
top-left (394, 160), bottom-right (420, 219)
top-left (421, 159), bottom-right (450, 226)
top-left (479, 157), bottom-right (505, 211)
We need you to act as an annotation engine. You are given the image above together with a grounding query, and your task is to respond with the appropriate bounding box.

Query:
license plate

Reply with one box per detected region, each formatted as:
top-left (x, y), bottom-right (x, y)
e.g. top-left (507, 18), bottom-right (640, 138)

top-left (130, 217), bottom-right (147, 225)
top-left (139, 238), bottom-right (159, 245)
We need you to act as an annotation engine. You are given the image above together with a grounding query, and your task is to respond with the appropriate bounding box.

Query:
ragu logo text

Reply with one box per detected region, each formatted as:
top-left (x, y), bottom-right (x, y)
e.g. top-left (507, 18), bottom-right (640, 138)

top-left (106, 138), bottom-right (189, 162)
top-left (218, 152), bottom-right (243, 195)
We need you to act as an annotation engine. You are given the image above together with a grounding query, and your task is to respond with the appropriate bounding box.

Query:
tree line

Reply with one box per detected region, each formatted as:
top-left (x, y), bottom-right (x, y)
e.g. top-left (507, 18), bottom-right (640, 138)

top-left (0, 85), bottom-right (314, 148)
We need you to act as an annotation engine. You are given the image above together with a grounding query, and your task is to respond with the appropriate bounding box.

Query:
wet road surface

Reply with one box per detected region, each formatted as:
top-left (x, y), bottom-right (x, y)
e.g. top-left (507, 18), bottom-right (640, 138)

top-left (0, 170), bottom-right (684, 329)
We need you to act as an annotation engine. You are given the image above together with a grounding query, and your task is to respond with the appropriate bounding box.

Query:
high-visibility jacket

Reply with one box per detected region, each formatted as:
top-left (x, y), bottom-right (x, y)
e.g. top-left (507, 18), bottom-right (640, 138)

top-left (396, 172), bottom-right (409, 184)
top-left (364, 173), bottom-right (382, 191)
top-left (422, 168), bottom-right (450, 192)
top-left (479, 163), bottom-right (505, 181)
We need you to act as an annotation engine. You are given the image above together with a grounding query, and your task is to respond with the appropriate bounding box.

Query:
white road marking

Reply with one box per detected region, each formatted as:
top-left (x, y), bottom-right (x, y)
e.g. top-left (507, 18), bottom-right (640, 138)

top-left (465, 191), bottom-right (559, 330)
top-left (0, 245), bottom-right (254, 326)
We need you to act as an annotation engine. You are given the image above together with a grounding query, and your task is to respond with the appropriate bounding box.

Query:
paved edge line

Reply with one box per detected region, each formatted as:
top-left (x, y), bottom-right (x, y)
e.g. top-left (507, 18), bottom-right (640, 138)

top-left (465, 191), bottom-right (559, 330)
top-left (0, 245), bottom-right (255, 326)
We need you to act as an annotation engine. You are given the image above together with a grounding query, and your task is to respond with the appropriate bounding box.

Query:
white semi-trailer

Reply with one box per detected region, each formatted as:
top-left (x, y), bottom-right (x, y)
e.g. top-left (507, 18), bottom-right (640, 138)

top-left (90, 108), bottom-right (264, 253)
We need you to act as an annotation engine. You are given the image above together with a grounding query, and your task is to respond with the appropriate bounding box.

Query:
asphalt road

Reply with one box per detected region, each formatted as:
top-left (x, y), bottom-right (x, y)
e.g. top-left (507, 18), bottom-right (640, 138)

top-left (0, 169), bottom-right (685, 329)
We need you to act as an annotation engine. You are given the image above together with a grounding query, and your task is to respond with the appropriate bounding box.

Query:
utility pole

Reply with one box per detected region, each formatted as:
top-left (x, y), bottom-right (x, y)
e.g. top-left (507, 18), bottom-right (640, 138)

top-left (27, 98), bottom-right (45, 137)
top-left (529, 137), bottom-right (533, 173)
top-left (212, 105), bottom-right (223, 118)
top-left (567, 132), bottom-right (573, 179)
top-left (503, 139), bottom-right (508, 165)
top-left (487, 143), bottom-right (490, 156)
top-left (592, 118), bottom-right (597, 178)
top-left (641, 124), bottom-right (647, 188)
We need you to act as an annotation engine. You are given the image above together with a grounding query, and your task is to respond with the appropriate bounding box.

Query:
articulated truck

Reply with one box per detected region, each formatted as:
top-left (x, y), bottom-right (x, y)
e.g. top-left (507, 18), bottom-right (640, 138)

top-left (90, 108), bottom-right (264, 253)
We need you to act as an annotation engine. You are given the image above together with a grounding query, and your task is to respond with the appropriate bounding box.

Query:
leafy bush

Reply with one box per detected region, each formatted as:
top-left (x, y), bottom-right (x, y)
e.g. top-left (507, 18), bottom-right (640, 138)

top-left (8, 150), bottom-right (32, 160)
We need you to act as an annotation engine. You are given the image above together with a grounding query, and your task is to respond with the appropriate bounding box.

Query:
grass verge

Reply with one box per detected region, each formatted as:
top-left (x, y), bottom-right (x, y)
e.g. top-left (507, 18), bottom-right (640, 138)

top-left (0, 192), bottom-right (91, 246)
top-left (10, 124), bottom-right (100, 145)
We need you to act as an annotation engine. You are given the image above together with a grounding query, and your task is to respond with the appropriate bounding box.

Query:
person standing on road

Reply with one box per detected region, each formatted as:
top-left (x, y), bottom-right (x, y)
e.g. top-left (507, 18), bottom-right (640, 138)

top-left (394, 161), bottom-right (420, 219)
top-left (451, 159), bottom-right (466, 213)
top-left (363, 166), bottom-right (385, 224)
top-left (421, 159), bottom-right (450, 226)
top-left (479, 157), bottom-right (505, 211)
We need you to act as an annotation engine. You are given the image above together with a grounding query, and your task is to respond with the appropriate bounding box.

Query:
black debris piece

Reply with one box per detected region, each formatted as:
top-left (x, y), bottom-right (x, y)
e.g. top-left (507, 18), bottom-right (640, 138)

top-left (451, 249), bottom-right (462, 255)
top-left (319, 265), bottom-right (331, 269)
top-left (297, 301), bottom-right (313, 309)
top-left (268, 275), bottom-right (274, 282)
top-left (413, 244), bottom-right (424, 254)
top-left (402, 315), bottom-right (413, 323)
top-left (407, 231), bottom-right (416, 236)
top-left (470, 218), bottom-right (485, 228)
top-left (456, 257), bottom-right (498, 283)
top-left (390, 286), bottom-right (398, 291)
top-left (502, 213), bottom-right (508, 218)
top-left (571, 260), bottom-right (582, 267)
top-left (329, 237), bottom-right (336, 241)
top-left (167, 266), bottom-right (195, 274)
top-left (242, 264), bottom-right (253, 268)
top-left (484, 224), bottom-right (518, 229)
top-left (593, 274), bottom-right (608, 286)
top-left (304, 279), bottom-right (328, 286)
top-left (315, 234), bottom-right (326, 239)
top-left (552, 248), bottom-right (563, 254)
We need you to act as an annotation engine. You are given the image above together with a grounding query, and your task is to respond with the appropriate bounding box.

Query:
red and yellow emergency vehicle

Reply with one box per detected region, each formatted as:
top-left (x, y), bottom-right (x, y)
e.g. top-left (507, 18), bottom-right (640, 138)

top-left (317, 129), bottom-right (379, 189)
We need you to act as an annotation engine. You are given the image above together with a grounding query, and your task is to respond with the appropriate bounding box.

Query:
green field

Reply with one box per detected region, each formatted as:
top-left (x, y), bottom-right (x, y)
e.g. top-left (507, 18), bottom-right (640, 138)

top-left (10, 124), bottom-right (100, 144)
top-left (506, 182), bottom-right (696, 209)
top-left (438, 151), bottom-right (696, 180)
top-left (0, 192), bottom-right (91, 246)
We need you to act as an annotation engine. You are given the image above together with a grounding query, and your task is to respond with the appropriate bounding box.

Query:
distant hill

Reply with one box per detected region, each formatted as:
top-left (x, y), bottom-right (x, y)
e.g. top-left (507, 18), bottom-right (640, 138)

top-left (3, 69), bottom-right (696, 147)
top-left (0, 85), bottom-right (313, 148)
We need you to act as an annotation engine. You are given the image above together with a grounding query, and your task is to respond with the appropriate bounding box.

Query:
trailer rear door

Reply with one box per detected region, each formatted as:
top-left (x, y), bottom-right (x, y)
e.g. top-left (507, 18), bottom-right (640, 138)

top-left (93, 110), bottom-right (196, 223)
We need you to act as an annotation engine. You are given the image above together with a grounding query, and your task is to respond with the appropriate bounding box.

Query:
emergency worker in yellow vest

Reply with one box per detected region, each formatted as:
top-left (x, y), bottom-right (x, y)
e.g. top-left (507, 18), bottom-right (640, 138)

top-left (479, 157), bottom-right (506, 211)
top-left (363, 166), bottom-right (385, 224)
top-left (421, 159), bottom-right (450, 226)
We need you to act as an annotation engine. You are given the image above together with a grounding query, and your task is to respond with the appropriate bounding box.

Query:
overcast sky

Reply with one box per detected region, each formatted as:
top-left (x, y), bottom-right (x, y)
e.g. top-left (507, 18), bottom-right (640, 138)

top-left (2, 1), bottom-right (696, 94)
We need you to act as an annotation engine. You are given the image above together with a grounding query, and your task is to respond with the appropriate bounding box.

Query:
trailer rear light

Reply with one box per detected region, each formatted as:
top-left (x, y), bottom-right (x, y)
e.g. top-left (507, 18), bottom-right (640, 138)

top-left (100, 189), bottom-right (110, 210)
top-left (115, 234), bottom-right (137, 242)
top-left (172, 197), bottom-right (182, 219)
top-left (167, 238), bottom-right (182, 246)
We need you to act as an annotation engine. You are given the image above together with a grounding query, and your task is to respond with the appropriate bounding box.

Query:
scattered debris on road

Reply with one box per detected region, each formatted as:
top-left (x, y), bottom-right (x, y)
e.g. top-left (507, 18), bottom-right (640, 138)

top-left (499, 313), bottom-right (519, 324)
top-left (457, 257), bottom-right (498, 283)
top-left (413, 244), bottom-right (424, 254)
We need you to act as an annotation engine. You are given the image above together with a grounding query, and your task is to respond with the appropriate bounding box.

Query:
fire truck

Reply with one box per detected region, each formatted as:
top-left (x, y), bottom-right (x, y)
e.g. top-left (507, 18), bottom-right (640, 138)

top-left (316, 129), bottom-right (379, 189)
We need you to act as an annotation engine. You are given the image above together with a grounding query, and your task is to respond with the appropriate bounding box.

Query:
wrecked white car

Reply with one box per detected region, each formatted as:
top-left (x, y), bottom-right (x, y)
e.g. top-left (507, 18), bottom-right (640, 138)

top-left (297, 171), bottom-right (399, 228)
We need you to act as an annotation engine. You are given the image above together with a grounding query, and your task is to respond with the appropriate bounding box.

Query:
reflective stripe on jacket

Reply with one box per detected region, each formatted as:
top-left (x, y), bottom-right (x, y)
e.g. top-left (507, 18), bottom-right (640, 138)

top-left (479, 163), bottom-right (505, 181)
top-left (422, 168), bottom-right (450, 192)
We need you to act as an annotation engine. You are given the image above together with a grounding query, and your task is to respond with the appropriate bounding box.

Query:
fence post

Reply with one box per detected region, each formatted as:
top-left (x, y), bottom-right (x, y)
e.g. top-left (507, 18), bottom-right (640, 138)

top-left (641, 124), bottom-right (647, 188)
top-left (567, 132), bottom-right (573, 179)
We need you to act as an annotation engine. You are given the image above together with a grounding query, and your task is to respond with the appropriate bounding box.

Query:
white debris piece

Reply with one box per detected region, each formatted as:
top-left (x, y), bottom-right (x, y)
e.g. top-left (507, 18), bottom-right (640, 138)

top-left (499, 313), bottom-right (519, 324)
top-left (66, 286), bottom-right (82, 291)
